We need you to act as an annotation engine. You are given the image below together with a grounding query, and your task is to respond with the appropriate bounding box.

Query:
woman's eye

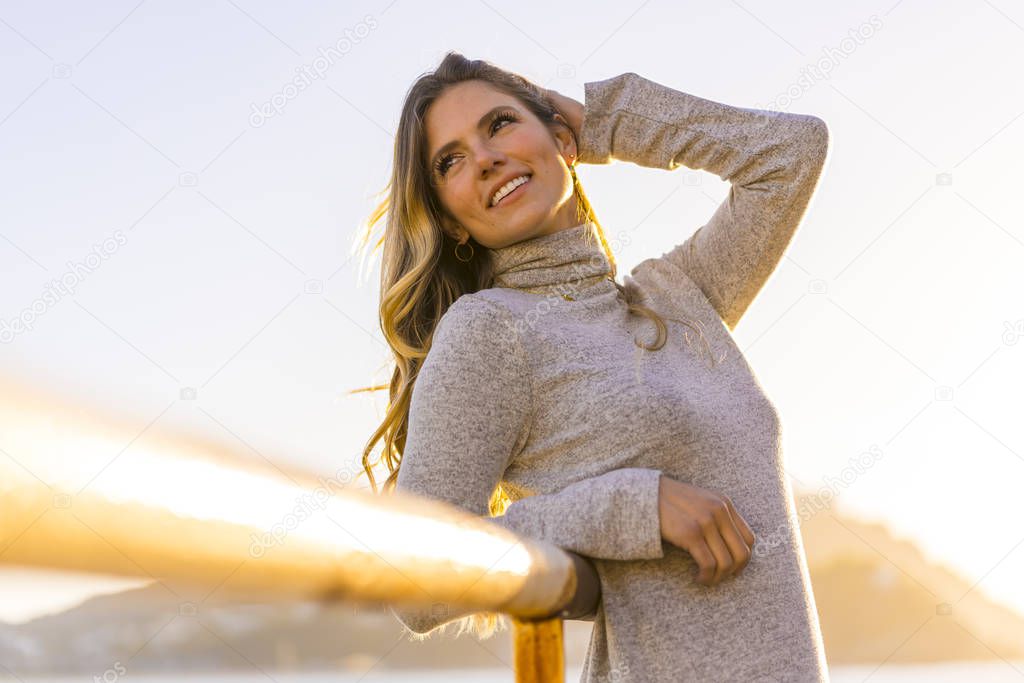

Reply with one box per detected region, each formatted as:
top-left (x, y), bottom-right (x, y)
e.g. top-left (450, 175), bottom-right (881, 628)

top-left (491, 113), bottom-right (515, 132)
top-left (435, 113), bottom-right (517, 178)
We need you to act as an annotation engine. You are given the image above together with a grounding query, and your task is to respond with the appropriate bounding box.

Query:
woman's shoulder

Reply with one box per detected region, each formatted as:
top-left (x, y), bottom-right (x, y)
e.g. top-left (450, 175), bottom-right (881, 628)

top-left (437, 290), bottom-right (509, 328)
top-left (437, 287), bottom-right (537, 334)
top-left (420, 292), bottom-right (534, 393)
top-left (457, 286), bottom-right (536, 312)
top-left (430, 291), bottom-right (522, 358)
top-left (628, 256), bottom-right (723, 323)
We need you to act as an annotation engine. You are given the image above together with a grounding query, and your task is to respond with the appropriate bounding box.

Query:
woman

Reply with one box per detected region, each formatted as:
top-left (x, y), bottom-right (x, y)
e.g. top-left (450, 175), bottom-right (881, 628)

top-left (356, 51), bottom-right (831, 681)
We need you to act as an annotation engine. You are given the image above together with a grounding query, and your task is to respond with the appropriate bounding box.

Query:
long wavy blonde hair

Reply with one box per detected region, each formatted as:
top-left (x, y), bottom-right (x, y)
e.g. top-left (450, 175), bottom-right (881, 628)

top-left (351, 51), bottom-right (711, 640)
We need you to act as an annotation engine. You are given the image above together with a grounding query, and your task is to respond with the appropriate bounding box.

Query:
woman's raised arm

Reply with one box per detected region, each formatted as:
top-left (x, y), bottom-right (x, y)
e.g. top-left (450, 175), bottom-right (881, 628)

top-left (388, 294), bottom-right (664, 636)
top-left (576, 72), bottom-right (830, 331)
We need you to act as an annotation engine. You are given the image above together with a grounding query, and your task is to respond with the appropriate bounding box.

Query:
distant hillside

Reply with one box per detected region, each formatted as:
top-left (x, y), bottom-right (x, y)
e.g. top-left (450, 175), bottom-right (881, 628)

top-left (796, 490), bottom-right (1024, 664)
top-left (2, 488), bottom-right (1022, 674)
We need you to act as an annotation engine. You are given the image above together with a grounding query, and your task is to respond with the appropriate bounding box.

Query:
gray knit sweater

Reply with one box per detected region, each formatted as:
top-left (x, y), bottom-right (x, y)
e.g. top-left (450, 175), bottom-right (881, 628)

top-left (390, 72), bottom-right (831, 682)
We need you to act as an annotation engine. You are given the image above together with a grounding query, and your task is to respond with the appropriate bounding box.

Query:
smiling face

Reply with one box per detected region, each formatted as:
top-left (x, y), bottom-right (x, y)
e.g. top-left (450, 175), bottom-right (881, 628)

top-left (424, 80), bottom-right (580, 250)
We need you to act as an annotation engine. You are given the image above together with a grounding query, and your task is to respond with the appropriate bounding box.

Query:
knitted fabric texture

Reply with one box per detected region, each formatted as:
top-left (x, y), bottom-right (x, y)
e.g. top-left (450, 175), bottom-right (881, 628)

top-left (390, 71), bottom-right (831, 682)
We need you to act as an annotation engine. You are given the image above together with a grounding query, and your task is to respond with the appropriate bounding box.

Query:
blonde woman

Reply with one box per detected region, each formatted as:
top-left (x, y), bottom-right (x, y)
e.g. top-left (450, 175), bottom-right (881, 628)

top-left (357, 51), bottom-right (831, 681)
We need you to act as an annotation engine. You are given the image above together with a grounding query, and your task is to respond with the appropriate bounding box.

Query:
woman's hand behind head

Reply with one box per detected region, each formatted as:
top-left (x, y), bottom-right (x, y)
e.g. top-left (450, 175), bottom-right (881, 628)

top-left (541, 87), bottom-right (584, 151)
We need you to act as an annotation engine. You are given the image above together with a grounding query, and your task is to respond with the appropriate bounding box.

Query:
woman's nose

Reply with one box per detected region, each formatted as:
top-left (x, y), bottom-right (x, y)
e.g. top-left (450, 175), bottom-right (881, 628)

top-left (474, 144), bottom-right (506, 173)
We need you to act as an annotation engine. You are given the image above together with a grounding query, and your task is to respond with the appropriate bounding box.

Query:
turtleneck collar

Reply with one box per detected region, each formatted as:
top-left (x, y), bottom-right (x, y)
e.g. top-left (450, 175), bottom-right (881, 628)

top-left (486, 221), bottom-right (617, 300)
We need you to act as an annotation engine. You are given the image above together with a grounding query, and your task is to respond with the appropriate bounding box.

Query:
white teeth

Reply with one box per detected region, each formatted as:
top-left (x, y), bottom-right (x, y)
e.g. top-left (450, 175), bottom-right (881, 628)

top-left (491, 175), bottom-right (530, 207)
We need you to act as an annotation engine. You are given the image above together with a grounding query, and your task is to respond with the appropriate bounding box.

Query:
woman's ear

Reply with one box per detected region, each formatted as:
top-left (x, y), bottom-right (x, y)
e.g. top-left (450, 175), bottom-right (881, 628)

top-left (440, 215), bottom-right (469, 244)
top-left (552, 113), bottom-right (578, 164)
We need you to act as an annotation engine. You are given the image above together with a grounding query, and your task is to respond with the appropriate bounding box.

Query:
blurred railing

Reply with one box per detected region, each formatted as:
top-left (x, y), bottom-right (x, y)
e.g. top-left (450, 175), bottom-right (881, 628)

top-left (0, 381), bottom-right (579, 682)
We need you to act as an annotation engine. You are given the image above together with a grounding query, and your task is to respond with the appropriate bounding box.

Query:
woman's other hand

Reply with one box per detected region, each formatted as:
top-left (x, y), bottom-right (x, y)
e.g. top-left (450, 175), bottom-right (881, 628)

top-left (541, 86), bottom-right (584, 151)
top-left (658, 475), bottom-right (756, 587)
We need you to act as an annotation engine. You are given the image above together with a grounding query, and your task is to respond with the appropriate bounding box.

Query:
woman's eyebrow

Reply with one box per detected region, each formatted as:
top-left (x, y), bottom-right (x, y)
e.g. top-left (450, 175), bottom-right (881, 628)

top-left (430, 105), bottom-right (515, 168)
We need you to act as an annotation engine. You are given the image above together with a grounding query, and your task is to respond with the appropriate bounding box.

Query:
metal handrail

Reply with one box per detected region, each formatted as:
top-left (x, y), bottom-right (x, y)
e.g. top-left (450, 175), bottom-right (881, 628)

top-left (0, 385), bottom-right (578, 682)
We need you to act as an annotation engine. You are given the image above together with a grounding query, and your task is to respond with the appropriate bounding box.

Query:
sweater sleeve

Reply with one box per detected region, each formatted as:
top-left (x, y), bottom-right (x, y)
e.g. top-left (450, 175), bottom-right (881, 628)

top-left (577, 72), bottom-right (831, 331)
top-left (388, 294), bottom-right (665, 636)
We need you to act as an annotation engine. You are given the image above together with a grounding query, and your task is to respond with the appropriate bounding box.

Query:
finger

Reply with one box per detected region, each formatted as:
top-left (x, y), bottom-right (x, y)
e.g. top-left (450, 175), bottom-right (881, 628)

top-left (725, 498), bottom-right (756, 547)
top-left (701, 518), bottom-right (734, 585)
top-left (685, 535), bottom-right (717, 586)
top-left (718, 510), bottom-right (751, 578)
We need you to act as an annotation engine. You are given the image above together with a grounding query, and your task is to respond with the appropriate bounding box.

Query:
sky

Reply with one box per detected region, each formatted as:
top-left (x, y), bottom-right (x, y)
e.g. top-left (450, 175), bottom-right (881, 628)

top-left (0, 0), bottom-right (1022, 626)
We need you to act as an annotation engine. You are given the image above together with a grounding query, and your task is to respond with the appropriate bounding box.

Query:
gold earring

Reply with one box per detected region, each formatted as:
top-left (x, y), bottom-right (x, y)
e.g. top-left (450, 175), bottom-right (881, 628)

top-left (454, 240), bottom-right (474, 262)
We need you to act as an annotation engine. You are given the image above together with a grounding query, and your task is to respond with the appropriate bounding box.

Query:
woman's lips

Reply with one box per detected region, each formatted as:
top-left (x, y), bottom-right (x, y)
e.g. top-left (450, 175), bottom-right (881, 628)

top-left (490, 177), bottom-right (531, 209)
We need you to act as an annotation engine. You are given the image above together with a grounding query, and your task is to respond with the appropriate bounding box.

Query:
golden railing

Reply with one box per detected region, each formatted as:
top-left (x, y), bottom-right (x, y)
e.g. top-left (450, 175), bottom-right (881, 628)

top-left (0, 383), bottom-right (587, 682)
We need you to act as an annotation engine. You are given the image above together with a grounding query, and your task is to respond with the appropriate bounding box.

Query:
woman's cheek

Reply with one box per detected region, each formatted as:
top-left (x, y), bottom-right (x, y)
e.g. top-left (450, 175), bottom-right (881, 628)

top-left (459, 184), bottom-right (478, 215)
